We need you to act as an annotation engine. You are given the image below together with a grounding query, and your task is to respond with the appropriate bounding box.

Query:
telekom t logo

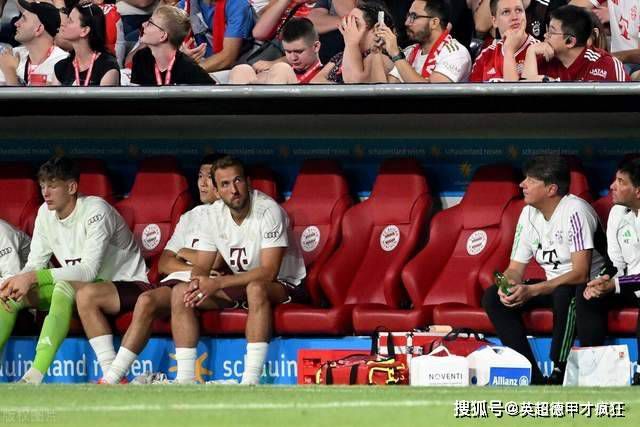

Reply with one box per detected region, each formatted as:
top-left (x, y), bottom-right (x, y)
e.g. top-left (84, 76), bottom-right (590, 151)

top-left (229, 248), bottom-right (248, 272)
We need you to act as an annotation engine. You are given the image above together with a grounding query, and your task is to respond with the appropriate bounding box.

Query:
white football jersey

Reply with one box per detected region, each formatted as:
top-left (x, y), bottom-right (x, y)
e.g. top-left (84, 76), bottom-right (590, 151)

top-left (197, 190), bottom-right (306, 285)
top-left (606, 0), bottom-right (640, 52)
top-left (511, 194), bottom-right (606, 280)
top-left (21, 196), bottom-right (148, 283)
top-left (161, 204), bottom-right (212, 283)
top-left (0, 219), bottom-right (30, 283)
top-left (607, 204), bottom-right (640, 276)
top-left (0, 46), bottom-right (69, 85)
top-left (389, 38), bottom-right (471, 82)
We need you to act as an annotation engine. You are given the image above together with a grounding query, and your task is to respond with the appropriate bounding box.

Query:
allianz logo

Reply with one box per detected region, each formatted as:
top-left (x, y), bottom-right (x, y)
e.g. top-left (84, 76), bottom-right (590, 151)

top-left (491, 375), bottom-right (530, 386)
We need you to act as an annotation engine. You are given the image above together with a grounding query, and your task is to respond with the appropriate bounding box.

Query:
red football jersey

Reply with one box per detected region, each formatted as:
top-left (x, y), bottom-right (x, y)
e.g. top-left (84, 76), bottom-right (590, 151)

top-left (470, 35), bottom-right (539, 82)
top-left (537, 47), bottom-right (630, 81)
top-left (99, 4), bottom-right (125, 66)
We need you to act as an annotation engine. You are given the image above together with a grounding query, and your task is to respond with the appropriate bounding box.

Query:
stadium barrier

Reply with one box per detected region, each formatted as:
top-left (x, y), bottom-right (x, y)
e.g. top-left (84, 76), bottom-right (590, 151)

top-left (1, 336), bottom-right (637, 384)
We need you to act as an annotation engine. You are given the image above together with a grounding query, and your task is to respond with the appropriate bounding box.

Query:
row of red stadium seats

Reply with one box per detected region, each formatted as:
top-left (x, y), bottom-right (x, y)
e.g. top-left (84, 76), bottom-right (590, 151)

top-left (1, 156), bottom-right (636, 339)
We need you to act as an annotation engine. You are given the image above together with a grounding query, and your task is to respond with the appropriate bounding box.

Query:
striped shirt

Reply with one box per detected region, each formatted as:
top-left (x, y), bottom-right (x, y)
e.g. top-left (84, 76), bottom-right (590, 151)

top-left (536, 47), bottom-right (629, 82)
top-left (607, 205), bottom-right (640, 296)
top-left (511, 194), bottom-right (606, 280)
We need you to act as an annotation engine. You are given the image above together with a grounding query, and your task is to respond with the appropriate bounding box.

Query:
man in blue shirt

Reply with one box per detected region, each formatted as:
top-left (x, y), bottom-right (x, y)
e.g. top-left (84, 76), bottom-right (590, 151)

top-left (178, 0), bottom-right (255, 72)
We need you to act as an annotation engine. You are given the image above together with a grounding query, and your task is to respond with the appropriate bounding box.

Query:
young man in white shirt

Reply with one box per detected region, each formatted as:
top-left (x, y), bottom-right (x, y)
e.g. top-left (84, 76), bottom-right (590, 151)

top-left (96, 154), bottom-right (223, 384)
top-left (582, 157), bottom-right (640, 385)
top-left (172, 156), bottom-right (306, 385)
top-left (0, 0), bottom-right (68, 86)
top-left (0, 157), bottom-right (148, 384)
top-left (482, 155), bottom-right (607, 384)
top-left (373, 0), bottom-right (472, 82)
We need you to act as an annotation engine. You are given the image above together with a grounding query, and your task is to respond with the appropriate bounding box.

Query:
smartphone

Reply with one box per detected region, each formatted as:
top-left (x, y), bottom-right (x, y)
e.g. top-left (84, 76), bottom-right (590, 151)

top-left (494, 271), bottom-right (512, 295)
top-left (378, 11), bottom-right (385, 26)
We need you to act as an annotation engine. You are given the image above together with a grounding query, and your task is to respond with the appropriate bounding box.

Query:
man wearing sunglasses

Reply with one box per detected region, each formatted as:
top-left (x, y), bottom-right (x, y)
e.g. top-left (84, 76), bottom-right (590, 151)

top-left (373, 0), bottom-right (471, 83)
top-left (0, 0), bottom-right (68, 85)
top-left (522, 4), bottom-right (629, 81)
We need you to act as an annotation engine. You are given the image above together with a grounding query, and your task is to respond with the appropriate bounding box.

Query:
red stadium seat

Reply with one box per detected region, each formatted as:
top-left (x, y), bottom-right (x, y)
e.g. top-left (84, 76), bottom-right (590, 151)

top-left (78, 159), bottom-right (116, 206)
top-left (274, 159), bottom-right (431, 335)
top-left (0, 162), bottom-right (40, 235)
top-left (115, 156), bottom-right (192, 265)
top-left (201, 160), bottom-right (352, 335)
top-left (352, 165), bottom-right (521, 334)
top-left (592, 193), bottom-right (613, 228)
top-left (281, 160), bottom-right (352, 305)
top-left (248, 165), bottom-right (279, 201)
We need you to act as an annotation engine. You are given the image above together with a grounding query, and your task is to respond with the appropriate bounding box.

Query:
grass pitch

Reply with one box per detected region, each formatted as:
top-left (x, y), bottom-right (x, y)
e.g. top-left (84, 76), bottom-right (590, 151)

top-left (0, 384), bottom-right (637, 426)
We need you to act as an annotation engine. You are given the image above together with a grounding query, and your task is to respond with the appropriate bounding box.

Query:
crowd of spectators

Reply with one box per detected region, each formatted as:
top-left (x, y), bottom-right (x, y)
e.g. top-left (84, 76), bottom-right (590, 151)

top-left (0, 0), bottom-right (636, 85)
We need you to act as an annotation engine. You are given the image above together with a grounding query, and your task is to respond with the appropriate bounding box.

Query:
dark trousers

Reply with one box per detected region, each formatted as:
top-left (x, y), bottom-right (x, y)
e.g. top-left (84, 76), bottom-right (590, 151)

top-left (575, 283), bottom-right (640, 352)
top-left (482, 284), bottom-right (578, 384)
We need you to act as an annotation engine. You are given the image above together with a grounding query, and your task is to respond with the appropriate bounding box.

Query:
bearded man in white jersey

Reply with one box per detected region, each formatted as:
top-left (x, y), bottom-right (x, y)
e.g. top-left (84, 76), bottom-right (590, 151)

top-left (171, 156), bottom-right (306, 385)
top-left (93, 154), bottom-right (224, 384)
top-left (482, 155), bottom-right (609, 385)
top-left (373, 0), bottom-right (472, 82)
top-left (0, 157), bottom-right (149, 384)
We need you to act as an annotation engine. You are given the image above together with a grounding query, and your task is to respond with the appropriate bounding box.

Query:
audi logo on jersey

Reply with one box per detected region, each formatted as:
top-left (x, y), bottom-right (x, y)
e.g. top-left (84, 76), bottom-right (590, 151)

top-left (229, 248), bottom-right (249, 272)
top-left (65, 258), bottom-right (82, 266)
top-left (0, 247), bottom-right (13, 258)
top-left (87, 213), bottom-right (105, 226)
top-left (264, 231), bottom-right (279, 239)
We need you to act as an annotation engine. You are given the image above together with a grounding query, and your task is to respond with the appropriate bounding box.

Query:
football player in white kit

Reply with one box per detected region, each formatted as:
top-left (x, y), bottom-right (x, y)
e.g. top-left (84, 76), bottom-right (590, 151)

top-left (95, 154), bottom-right (224, 384)
top-left (583, 157), bottom-right (640, 385)
top-left (0, 157), bottom-right (148, 384)
top-left (0, 219), bottom-right (31, 355)
top-left (173, 156), bottom-right (306, 385)
top-left (482, 155), bottom-right (609, 385)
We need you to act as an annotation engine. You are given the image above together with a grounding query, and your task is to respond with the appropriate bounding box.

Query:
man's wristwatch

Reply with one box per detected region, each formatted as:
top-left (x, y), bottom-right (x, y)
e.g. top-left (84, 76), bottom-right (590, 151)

top-left (389, 51), bottom-right (405, 63)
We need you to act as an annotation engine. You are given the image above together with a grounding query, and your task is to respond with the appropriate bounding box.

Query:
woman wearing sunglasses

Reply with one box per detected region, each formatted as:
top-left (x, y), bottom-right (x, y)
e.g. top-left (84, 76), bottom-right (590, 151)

top-left (53, 1), bottom-right (119, 86)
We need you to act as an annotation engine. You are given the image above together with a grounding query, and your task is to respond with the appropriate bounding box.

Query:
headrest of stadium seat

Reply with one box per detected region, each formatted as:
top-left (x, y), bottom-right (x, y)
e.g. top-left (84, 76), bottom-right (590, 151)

top-left (370, 159), bottom-right (430, 224)
top-left (462, 165), bottom-right (520, 229)
top-left (247, 165), bottom-right (279, 201)
top-left (285, 160), bottom-right (350, 225)
top-left (77, 158), bottom-right (114, 204)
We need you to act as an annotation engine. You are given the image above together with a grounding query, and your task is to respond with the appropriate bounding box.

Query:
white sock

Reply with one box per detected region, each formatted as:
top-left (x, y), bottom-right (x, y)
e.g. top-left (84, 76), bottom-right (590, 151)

top-left (241, 342), bottom-right (268, 385)
top-left (89, 335), bottom-right (116, 376)
top-left (104, 347), bottom-right (138, 384)
top-left (20, 367), bottom-right (44, 384)
top-left (175, 347), bottom-right (197, 384)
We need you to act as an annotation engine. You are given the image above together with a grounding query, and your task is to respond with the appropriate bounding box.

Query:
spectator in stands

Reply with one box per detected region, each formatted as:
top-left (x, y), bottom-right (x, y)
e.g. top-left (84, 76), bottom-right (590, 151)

top-left (308, 0), bottom-right (356, 63)
top-left (581, 157), bottom-right (640, 386)
top-left (84, 154), bottom-right (223, 384)
top-left (53, 1), bottom-right (120, 85)
top-left (171, 156), bottom-right (306, 385)
top-left (373, 0), bottom-right (472, 82)
top-left (522, 5), bottom-right (629, 81)
top-left (0, 219), bottom-right (31, 357)
top-left (229, 17), bottom-right (322, 84)
top-left (130, 5), bottom-right (215, 85)
top-left (482, 155), bottom-right (608, 385)
top-left (252, 0), bottom-right (316, 42)
top-left (92, 0), bottom-right (126, 67)
top-left (0, 156), bottom-right (148, 384)
top-left (177, 0), bottom-right (254, 73)
top-left (0, 0), bottom-right (68, 85)
top-left (311, 0), bottom-right (394, 83)
top-left (470, 0), bottom-right (539, 81)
